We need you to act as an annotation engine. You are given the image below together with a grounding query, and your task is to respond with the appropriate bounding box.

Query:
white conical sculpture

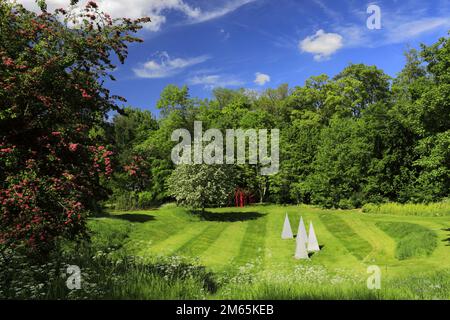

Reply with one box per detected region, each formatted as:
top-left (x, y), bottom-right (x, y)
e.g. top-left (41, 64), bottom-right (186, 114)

top-left (297, 216), bottom-right (308, 245)
top-left (294, 236), bottom-right (309, 260)
top-left (281, 213), bottom-right (293, 239)
top-left (307, 221), bottom-right (320, 252)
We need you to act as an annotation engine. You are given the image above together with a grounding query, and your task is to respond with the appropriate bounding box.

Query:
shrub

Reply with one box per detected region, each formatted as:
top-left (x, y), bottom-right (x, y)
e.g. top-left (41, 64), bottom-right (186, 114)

top-left (110, 191), bottom-right (158, 210)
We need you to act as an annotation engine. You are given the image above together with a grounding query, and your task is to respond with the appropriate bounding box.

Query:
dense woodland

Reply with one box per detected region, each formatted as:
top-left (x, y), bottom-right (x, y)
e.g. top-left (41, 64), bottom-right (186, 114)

top-left (105, 41), bottom-right (450, 210)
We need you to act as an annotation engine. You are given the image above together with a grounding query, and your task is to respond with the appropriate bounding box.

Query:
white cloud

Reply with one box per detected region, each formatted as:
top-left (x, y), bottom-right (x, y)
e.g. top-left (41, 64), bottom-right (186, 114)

top-left (254, 72), bottom-right (270, 86)
top-left (385, 17), bottom-right (450, 43)
top-left (187, 0), bottom-right (255, 23)
top-left (299, 30), bottom-right (343, 61)
top-left (187, 74), bottom-right (243, 89)
top-left (15, 0), bottom-right (256, 31)
top-left (134, 52), bottom-right (210, 78)
top-left (334, 6), bottom-right (450, 48)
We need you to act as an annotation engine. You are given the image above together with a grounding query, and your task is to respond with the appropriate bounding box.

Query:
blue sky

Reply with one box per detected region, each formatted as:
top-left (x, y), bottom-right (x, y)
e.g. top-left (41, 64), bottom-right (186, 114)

top-left (21, 0), bottom-right (450, 115)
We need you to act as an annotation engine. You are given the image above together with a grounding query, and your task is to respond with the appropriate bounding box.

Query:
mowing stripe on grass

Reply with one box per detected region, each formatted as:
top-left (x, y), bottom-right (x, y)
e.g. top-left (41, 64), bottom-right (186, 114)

top-left (376, 222), bottom-right (437, 260)
top-left (340, 215), bottom-right (397, 262)
top-left (145, 223), bottom-right (210, 256)
top-left (233, 215), bottom-right (268, 267)
top-left (319, 213), bottom-right (372, 261)
top-left (198, 222), bottom-right (247, 269)
top-left (121, 213), bottom-right (191, 255)
top-left (174, 223), bottom-right (229, 257)
top-left (263, 211), bottom-right (297, 272)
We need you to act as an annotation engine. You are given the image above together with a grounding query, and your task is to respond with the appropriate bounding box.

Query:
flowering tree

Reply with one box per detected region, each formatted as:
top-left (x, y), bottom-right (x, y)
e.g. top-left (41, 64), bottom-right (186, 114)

top-left (167, 164), bottom-right (236, 213)
top-left (0, 1), bottom-right (149, 255)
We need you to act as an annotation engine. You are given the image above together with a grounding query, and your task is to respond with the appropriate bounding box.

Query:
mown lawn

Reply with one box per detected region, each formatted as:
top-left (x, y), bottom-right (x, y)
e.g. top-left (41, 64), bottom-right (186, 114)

top-left (88, 204), bottom-right (450, 299)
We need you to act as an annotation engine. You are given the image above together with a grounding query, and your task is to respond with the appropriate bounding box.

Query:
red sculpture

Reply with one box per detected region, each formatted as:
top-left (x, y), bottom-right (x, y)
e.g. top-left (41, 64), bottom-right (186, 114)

top-left (234, 188), bottom-right (255, 207)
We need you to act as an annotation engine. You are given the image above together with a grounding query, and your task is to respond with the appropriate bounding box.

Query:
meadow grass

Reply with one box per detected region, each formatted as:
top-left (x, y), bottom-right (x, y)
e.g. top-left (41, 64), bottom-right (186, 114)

top-left (362, 200), bottom-right (450, 217)
top-left (376, 222), bottom-right (437, 260)
top-left (88, 216), bottom-right (134, 252)
top-left (215, 271), bottom-right (450, 300)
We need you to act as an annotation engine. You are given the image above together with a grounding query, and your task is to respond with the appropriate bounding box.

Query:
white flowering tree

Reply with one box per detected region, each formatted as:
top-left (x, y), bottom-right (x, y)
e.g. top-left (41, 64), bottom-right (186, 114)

top-left (167, 164), bottom-right (236, 213)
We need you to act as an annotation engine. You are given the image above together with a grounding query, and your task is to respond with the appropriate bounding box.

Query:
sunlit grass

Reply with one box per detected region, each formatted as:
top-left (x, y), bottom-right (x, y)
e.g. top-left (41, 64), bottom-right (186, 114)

top-left (5, 204), bottom-right (448, 300)
top-left (376, 222), bottom-right (437, 260)
top-left (363, 201), bottom-right (450, 217)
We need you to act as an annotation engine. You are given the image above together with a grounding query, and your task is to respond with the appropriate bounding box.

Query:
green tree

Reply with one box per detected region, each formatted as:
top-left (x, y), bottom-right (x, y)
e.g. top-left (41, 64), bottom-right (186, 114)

top-left (156, 84), bottom-right (191, 118)
top-left (112, 108), bottom-right (157, 158)
top-left (309, 116), bottom-right (373, 208)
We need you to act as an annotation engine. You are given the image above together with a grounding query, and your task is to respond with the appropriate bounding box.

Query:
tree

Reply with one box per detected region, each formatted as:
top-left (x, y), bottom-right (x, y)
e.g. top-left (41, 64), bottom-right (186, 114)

top-left (330, 64), bottom-right (391, 118)
top-left (156, 85), bottom-right (191, 118)
top-left (112, 107), bottom-right (157, 163)
top-left (0, 1), bottom-right (149, 255)
top-left (309, 116), bottom-right (373, 208)
top-left (167, 164), bottom-right (236, 213)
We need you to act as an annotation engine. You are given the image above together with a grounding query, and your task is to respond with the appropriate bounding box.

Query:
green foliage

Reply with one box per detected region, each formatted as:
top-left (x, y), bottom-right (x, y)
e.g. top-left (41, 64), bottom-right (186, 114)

top-left (104, 108), bottom-right (171, 209)
top-left (112, 107), bottom-right (157, 163)
top-left (309, 117), bottom-right (372, 208)
top-left (110, 191), bottom-right (162, 210)
top-left (156, 84), bottom-right (191, 118)
top-left (414, 131), bottom-right (450, 201)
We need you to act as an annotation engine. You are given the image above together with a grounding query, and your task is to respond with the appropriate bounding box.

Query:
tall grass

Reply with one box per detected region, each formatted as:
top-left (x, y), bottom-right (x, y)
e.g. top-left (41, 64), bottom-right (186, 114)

top-left (214, 265), bottom-right (450, 300)
top-left (0, 228), bottom-right (217, 301)
top-left (362, 200), bottom-right (450, 216)
top-left (0, 247), bottom-right (216, 300)
top-left (216, 272), bottom-right (450, 300)
top-left (376, 222), bottom-right (437, 260)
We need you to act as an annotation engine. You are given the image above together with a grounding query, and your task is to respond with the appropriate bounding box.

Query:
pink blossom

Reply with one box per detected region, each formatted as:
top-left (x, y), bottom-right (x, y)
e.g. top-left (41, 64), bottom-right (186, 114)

top-left (2, 57), bottom-right (14, 67)
top-left (69, 143), bottom-right (79, 152)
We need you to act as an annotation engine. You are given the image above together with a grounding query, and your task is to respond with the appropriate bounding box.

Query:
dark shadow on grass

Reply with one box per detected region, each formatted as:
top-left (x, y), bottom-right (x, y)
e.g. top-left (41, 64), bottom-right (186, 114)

top-left (191, 210), bottom-right (266, 222)
top-left (95, 212), bottom-right (155, 223)
top-left (307, 245), bottom-right (325, 258)
top-left (443, 228), bottom-right (450, 246)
